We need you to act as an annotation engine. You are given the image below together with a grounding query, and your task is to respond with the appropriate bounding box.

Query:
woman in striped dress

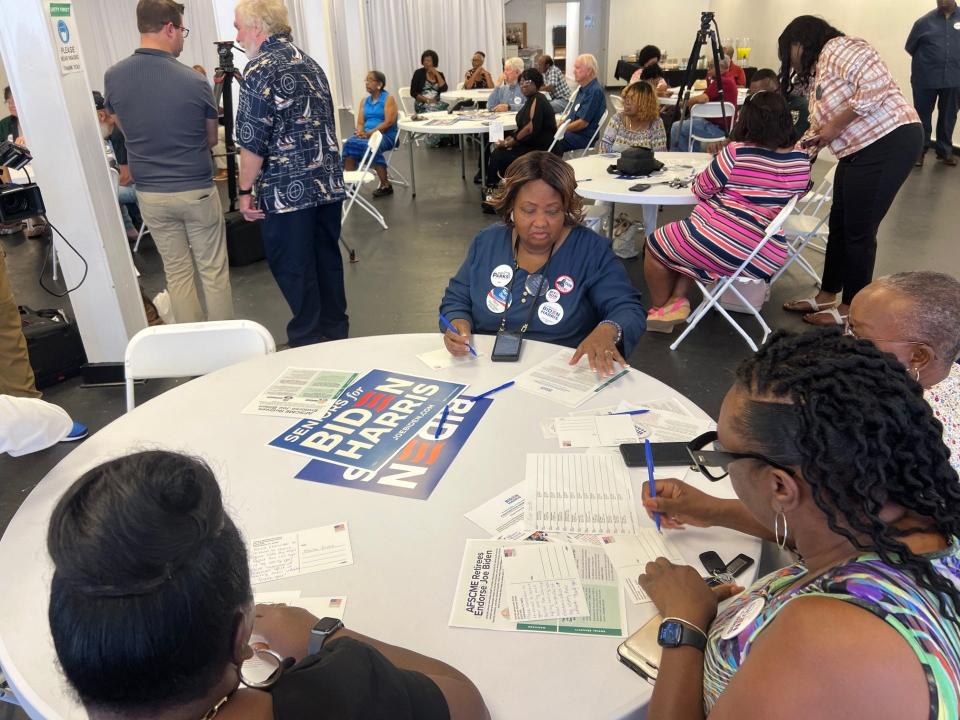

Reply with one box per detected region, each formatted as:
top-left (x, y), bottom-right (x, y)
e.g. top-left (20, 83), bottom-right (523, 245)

top-left (643, 91), bottom-right (811, 332)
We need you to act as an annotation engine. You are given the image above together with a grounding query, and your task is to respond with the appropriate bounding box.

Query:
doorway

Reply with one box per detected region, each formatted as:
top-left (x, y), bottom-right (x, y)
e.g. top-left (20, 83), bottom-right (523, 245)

top-left (544, 2), bottom-right (579, 75)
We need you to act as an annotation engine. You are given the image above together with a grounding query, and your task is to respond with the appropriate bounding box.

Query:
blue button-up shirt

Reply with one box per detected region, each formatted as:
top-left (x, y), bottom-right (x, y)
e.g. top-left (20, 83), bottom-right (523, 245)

top-left (488, 82), bottom-right (525, 111)
top-left (906, 8), bottom-right (960, 89)
top-left (236, 34), bottom-right (345, 214)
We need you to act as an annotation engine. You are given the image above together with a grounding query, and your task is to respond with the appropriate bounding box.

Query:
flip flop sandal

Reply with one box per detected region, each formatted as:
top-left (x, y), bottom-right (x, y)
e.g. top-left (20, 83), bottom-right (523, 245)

top-left (783, 296), bottom-right (837, 313)
top-left (802, 306), bottom-right (847, 327)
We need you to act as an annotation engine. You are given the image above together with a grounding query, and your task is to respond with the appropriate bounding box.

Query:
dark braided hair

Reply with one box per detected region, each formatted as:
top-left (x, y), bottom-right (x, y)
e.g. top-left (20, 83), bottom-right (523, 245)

top-left (735, 328), bottom-right (960, 617)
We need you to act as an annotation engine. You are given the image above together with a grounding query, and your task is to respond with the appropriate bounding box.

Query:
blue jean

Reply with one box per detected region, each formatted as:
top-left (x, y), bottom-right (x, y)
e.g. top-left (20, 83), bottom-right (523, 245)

top-left (670, 117), bottom-right (726, 151)
top-left (912, 85), bottom-right (960, 158)
top-left (261, 201), bottom-right (348, 346)
top-left (118, 183), bottom-right (138, 231)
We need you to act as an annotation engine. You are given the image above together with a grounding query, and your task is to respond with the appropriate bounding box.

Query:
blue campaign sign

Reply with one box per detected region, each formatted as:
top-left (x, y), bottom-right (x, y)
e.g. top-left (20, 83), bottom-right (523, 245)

top-left (269, 369), bottom-right (467, 473)
top-left (295, 396), bottom-right (492, 500)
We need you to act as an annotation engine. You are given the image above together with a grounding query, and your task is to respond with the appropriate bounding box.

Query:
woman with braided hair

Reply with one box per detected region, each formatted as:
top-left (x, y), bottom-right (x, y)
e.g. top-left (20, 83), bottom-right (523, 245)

top-left (637, 328), bottom-right (960, 720)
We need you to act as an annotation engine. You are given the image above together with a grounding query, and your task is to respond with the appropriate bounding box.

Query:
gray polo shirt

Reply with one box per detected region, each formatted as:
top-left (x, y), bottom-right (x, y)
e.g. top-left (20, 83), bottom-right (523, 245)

top-left (104, 48), bottom-right (217, 192)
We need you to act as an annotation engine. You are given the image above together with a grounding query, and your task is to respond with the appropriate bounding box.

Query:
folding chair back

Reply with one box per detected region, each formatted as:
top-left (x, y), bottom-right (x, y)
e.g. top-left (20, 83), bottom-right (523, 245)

top-left (342, 131), bottom-right (388, 230)
top-left (608, 93), bottom-right (624, 115)
top-left (768, 164), bottom-right (836, 286)
top-left (580, 108), bottom-right (609, 157)
top-left (670, 195), bottom-right (799, 352)
top-left (397, 87), bottom-right (417, 117)
top-left (559, 86), bottom-right (579, 120)
top-left (688, 102), bottom-right (736, 151)
top-left (547, 118), bottom-right (572, 153)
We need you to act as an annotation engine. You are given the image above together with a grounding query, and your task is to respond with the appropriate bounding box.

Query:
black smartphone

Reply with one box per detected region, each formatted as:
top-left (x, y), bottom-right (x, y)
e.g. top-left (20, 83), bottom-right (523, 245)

top-left (725, 553), bottom-right (755, 578)
top-left (491, 331), bottom-right (523, 362)
top-left (699, 551), bottom-right (727, 576)
top-left (619, 441), bottom-right (692, 468)
top-left (628, 183), bottom-right (651, 192)
top-left (800, 135), bottom-right (820, 148)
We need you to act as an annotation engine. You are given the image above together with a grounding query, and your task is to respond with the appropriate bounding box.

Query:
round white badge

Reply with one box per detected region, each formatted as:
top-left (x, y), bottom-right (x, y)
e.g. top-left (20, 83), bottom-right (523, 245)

top-left (954, 21), bottom-right (960, 29)
top-left (545, 288), bottom-right (561, 303)
top-left (555, 275), bottom-right (576, 294)
top-left (538, 302), bottom-right (564, 326)
top-left (514, 96), bottom-right (522, 106)
top-left (490, 264), bottom-right (513, 287)
top-left (486, 287), bottom-right (512, 314)
top-left (720, 597), bottom-right (766, 640)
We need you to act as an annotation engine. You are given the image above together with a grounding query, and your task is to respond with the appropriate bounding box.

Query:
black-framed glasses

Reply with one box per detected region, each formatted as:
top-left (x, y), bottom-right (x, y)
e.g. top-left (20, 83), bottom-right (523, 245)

top-left (169, 23), bottom-right (190, 38)
top-left (686, 430), bottom-right (795, 481)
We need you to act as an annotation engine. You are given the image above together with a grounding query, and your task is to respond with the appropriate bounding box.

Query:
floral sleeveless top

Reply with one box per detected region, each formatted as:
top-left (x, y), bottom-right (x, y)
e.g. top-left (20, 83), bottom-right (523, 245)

top-left (704, 545), bottom-right (960, 718)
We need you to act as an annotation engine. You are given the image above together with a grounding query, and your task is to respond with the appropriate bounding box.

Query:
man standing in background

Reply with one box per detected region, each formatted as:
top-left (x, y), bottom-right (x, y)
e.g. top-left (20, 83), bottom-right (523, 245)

top-left (105, 0), bottom-right (233, 323)
top-left (235, 0), bottom-right (348, 347)
top-left (907, 0), bottom-right (960, 166)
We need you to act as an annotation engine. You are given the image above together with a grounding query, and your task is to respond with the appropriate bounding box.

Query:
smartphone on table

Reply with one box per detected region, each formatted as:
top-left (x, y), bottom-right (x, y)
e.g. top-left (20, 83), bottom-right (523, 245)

top-left (491, 331), bottom-right (522, 362)
top-left (617, 613), bottom-right (662, 683)
top-left (619, 441), bottom-right (692, 468)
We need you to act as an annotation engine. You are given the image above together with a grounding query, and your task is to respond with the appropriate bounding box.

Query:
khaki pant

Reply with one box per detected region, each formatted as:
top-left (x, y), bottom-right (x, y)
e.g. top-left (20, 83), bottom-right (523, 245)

top-left (136, 186), bottom-right (233, 323)
top-left (0, 249), bottom-right (40, 398)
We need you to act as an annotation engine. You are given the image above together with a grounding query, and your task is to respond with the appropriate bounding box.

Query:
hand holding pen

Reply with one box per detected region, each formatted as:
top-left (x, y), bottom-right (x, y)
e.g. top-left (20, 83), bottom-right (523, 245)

top-left (440, 313), bottom-right (477, 357)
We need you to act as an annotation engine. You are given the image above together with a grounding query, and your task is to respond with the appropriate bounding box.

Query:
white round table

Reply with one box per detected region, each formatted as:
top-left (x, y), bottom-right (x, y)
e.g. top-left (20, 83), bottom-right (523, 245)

top-left (397, 111), bottom-right (517, 195)
top-left (439, 88), bottom-right (493, 105)
top-left (568, 151), bottom-right (712, 239)
top-left (0, 334), bottom-right (759, 720)
top-left (658, 87), bottom-right (748, 106)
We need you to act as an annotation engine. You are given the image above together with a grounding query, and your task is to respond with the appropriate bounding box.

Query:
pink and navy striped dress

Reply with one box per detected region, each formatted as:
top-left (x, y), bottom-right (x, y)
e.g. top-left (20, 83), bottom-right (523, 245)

top-left (647, 142), bottom-right (811, 282)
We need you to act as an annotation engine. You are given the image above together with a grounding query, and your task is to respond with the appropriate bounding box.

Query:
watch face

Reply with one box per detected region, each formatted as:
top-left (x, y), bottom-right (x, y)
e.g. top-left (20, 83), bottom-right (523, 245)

top-left (313, 617), bottom-right (342, 634)
top-left (658, 621), bottom-right (683, 647)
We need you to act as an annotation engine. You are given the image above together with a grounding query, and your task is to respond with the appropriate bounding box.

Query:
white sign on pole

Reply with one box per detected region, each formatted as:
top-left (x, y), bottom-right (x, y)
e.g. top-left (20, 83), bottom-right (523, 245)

top-left (48, 2), bottom-right (82, 75)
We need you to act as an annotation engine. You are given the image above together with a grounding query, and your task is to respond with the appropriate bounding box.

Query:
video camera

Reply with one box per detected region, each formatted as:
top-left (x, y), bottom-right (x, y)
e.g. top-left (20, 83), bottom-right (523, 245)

top-left (0, 141), bottom-right (45, 222)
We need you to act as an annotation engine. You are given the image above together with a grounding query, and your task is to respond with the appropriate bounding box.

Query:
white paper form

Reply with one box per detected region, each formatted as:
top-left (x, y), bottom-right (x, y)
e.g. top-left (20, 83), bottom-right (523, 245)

top-left (242, 368), bottom-right (358, 419)
top-left (249, 522), bottom-right (354, 585)
top-left (515, 349), bottom-right (629, 408)
top-left (524, 454), bottom-right (642, 535)
top-left (539, 404), bottom-right (619, 439)
top-left (555, 414), bottom-right (639, 448)
top-left (465, 481), bottom-right (527, 537)
top-left (614, 399), bottom-right (712, 443)
top-left (601, 532), bottom-right (686, 604)
top-left (416, 347), bottom-right (483, 371)
top-left (500, 543), bottom-right (589, 621)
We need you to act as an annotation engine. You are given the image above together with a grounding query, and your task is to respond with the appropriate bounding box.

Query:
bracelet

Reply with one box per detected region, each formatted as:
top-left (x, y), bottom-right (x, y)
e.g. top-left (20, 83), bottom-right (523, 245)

top-left (598, 320), bottom-right (622, 346)
top-left (662, 616), bottom-right (708, 638)
top-left (238, 187), bottom-right (253, 196)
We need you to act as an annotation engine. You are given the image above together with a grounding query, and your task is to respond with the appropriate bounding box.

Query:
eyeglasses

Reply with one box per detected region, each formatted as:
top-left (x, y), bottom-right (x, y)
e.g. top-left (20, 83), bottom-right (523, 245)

top-left (686, 430), bottom-right (795, 481)
top-left (842, 320), bottom-right (927, 349)
top-left (169, 22), bottom-right (190, 38)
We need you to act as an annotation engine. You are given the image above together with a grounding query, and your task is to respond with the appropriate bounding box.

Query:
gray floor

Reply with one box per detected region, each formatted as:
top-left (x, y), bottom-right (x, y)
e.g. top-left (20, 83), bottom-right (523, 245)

top-left (0, 141), bottom-right (957, 715)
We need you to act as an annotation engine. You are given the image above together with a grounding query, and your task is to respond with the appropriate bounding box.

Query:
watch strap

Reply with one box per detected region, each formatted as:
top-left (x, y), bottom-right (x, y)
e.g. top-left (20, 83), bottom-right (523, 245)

top-left (238, 187), bottom-right (253, 196)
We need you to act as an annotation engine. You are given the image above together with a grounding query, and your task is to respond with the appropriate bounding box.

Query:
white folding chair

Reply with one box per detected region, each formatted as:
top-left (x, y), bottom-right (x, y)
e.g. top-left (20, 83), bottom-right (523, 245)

top-left (342, 130), bottom-right (388, 230)
top-left (397, 87), bottom-right (417, 118)
top-left (687, 102), bottom-right (736, 151)
top-left (547, 118), bottom-right (572, 153)
top-left (608, 93), bottom-right (624, 115)
top-left (124, 320), bottom-right (276, 412)
top-left (579, 108), bottom-right (609, 157)
top-left (456, 81), bottom-right (465, 90)
top-left (670, 195), bottom-right (799, 352)
top-left (558, 86), bottom-right (579, 121)
top-left (769, 164), bottom-right (836, 287)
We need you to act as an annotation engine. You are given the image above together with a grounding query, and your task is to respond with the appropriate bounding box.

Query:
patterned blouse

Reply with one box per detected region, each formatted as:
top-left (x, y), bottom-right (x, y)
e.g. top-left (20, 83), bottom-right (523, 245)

top-left (800, 36), bottom-right (920, 158)
top-left (236, 33), bottom-right (345, 214)
top-left (704, 546), bottom-right (960, 718)
top-left (927, 362), bottom-right (960, 475)
top-left (599, 114), bottom-right (666, 153)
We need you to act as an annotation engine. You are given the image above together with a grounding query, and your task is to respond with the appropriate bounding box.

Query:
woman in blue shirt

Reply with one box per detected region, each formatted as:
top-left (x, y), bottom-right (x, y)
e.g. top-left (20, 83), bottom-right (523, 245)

top-left (342, 71), bottom-right (399, 196)
top-left (440, 151), bottom-right (646, 376)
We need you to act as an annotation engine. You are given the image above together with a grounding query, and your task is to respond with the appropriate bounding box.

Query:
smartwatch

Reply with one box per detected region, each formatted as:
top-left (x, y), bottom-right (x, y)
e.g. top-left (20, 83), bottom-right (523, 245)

top-left (306, 617), bottom-right (344, 655)
top-left (238, 187), bottom-right (253, 196)
top-left (657, 617), bottom-right (707, 652)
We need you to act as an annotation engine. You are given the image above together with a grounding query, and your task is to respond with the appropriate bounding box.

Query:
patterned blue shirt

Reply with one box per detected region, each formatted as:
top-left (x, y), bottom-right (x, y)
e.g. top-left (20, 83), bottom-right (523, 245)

top-left (236, 34), bottom-right (345, 214)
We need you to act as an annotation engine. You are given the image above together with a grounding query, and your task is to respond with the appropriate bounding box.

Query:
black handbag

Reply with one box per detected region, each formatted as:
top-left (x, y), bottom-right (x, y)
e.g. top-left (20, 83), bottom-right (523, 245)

top-left (608, 147), bottom-right (664, 177)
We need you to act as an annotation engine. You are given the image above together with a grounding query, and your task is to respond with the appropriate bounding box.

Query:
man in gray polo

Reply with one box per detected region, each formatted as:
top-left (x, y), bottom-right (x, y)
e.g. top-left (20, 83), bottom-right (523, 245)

top-left (105, 0), bottom-right (233, 322)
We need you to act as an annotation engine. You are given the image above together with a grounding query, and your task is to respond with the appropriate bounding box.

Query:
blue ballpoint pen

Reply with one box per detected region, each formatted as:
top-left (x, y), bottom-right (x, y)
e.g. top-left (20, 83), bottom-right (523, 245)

top-left (439, 312), bottom-right (478, 357)
top-left (471, 380), bottom-right (515, 400)
top-left (645, 439), bottom-right (661, 533)
top-left (435, 405), bottom-right (450, 439)
top-left (608, 409), bottom-right (650, 416)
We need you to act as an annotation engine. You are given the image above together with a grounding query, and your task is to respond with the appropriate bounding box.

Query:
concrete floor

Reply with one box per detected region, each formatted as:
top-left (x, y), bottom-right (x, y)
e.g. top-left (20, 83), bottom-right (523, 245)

top-left (0, 139), bottom-right (957, 716)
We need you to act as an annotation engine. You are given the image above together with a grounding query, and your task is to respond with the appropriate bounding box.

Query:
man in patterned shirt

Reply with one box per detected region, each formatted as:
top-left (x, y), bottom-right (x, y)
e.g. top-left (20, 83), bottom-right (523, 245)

top-left (235, 0), bottom-right (348, 346)
top-left (537, 54), bottom-right (571, 114)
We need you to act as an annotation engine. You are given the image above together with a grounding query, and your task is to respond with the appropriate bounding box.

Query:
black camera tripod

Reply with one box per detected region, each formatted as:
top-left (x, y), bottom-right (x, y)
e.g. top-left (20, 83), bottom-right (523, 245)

top-left (213, 42), bottom-right (244, 212)
top-left (672, 12), bottom-right (729, 144)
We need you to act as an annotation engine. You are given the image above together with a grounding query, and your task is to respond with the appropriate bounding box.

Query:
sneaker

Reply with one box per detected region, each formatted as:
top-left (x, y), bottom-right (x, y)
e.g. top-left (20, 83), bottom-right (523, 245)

top-left (61, 421), bottom-right (89, 443)
top-left (372, 184), bottom-right (394, 197)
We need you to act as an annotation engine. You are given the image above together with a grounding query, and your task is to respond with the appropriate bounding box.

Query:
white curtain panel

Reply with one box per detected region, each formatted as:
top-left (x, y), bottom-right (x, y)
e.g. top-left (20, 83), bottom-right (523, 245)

top-left (365, 0), bottom-right (504, 103)
top-left (74, 0), bottom-right (226, 94)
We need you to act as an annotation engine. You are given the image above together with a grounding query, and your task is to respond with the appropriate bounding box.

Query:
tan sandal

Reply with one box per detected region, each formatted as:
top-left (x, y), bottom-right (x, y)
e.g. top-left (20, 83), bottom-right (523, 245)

top-left (802, 306), bottom-right (847, 327)
top-left (783, 296), bottom-right (837, 313)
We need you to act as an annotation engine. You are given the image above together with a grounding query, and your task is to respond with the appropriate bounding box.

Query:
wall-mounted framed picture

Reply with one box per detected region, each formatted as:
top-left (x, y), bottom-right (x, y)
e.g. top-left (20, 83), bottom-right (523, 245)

top-left (505, 22), bottom-right (527, 48)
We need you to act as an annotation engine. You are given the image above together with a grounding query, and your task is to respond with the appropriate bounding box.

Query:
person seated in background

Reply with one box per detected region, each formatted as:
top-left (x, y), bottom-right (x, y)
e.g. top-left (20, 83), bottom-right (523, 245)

top-left (410, 49), bottom-right (448, 113)
top-left (463, 51), bottom-right (493, 90)
top-left (600, 81), bottom-right (666, 153)
top-left (703, 68), bottom-right (783, 154)
top-left (636, 329), bottom-right (960, 720)
top-left (537, 54), bottom-right (571, 114)
top-left (48, 450), bottom-right (490, 720)
top-left (722, 43), bottom-right (748, 86)
top-left (93, 91), bottom-right (142, 241)
top-left (0, 395), bottom-right (86, 456)
top-left (0, 87), bottom-right (46, 238)
top-left (342, 71), bottom-right (398, 197)
top-left (483, 68), bottom-right (556, 190)
top-left (670, 53), bottom-right (738, 151)
top-left (640, 62), bottom-right (670, 96)
top-left (629, 45), bottom-right (662, 83)
top-left (441, 151), bottom-right (646, 377)
top-left (550, 54), bottom-right (606, 156)
top-left (646, 92), bottom-right (809, 332)
top-left (488, 57), bottom-right (525, 112)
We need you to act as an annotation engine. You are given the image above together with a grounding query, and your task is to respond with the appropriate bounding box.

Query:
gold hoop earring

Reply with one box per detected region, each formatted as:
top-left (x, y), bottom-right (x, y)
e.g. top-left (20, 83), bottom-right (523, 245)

top-left (913, 367), bottom-right (921, 382)
top-left (774, 510), bottom-right (788, 551)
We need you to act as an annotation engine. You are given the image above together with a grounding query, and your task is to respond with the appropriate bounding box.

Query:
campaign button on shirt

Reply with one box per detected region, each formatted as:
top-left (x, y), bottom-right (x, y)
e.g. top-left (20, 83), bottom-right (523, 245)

top-left (538, 302), bottom-right (564, 326)
top-left (486, 287), bottom-right (512, 314)
top-left (555, 275), bottom-right (575, 294)
top-left (545, 288), bottom-right (561, 303)
top-left (525, 273), bottom-right (550, 297)
top-left (490, 264), bottom-right (513, 287)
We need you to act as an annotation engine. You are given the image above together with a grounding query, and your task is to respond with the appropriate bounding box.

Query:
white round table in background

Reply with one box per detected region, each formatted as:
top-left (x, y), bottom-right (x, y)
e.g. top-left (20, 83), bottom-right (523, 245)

top-left (568, 151), bottom-right (712, 239)
top-left (0, 334), bottom-right (759, 720)
top-left (397, 110), bottom-right (517, 195)
top-left (440, 88), bottom-right (493, 105)
top-left (658, 87), bottom-right (747, 106)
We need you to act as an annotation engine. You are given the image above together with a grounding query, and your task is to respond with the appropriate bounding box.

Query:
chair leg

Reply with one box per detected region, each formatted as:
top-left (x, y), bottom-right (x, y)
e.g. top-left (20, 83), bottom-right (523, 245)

top-left (125, 378), bottom-right (135, 413)
top-left (133, 222), bottom-right (147, 253)
top-left (354, 193), bottom-right (389, 230)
